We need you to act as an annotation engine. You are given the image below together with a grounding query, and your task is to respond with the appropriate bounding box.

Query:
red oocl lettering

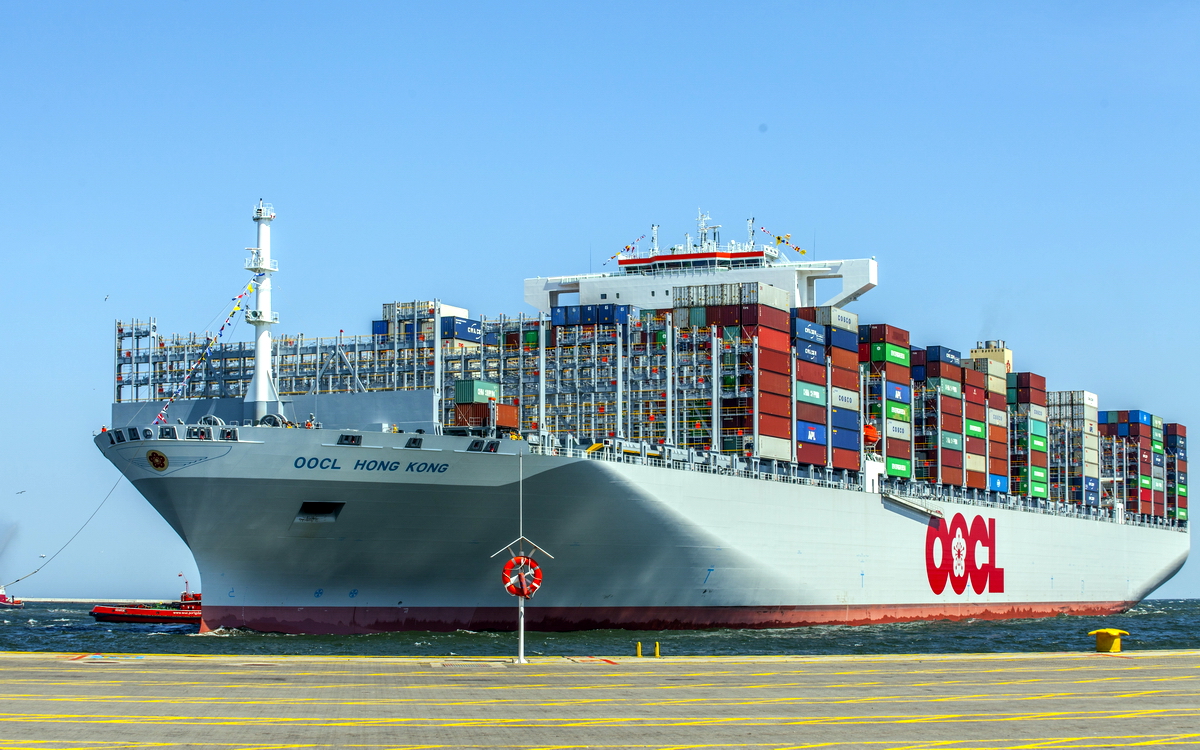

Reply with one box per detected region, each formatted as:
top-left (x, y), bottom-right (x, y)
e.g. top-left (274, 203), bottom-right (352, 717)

top-left (925, 513), bottom-right (1004, 595)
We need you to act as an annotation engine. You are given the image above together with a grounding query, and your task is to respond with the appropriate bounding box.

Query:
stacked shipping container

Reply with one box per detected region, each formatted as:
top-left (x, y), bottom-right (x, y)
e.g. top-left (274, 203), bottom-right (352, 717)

top-left (1008, 372), bottom-right (1049, 499)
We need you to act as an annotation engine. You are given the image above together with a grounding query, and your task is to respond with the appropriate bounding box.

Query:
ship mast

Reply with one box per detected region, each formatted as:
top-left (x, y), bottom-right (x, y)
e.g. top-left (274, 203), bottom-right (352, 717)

top-left (245, 200), bottom-right (280, 423)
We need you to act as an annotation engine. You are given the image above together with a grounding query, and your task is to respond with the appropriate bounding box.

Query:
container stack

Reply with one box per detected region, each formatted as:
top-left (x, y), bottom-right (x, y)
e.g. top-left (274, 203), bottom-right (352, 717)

top-left (968, 341), bottom-right (1013, 494)
top-left (453, 379), bottom-right (519, 429)
top-left (1047, 391), bottom-right (1101, 506)
top-left (791, 316), bottom-right (829, 467)
top-left (1007, 372), bottom-right (1048, 500)
top-left (1099, 411), bottom-right (1156, 515)
top-left (861, 323), bottom-right (912, 480)
top-left (1165, 424), bottom-right (1188, 523)
top-left (745, 300), bottom-right (796, 460)
top-left (957, 361), bottom-right (989, 490)
top-left (911, 346), bottom-right (965, 486)
top-left (823, 310), bottom-right (862, 472)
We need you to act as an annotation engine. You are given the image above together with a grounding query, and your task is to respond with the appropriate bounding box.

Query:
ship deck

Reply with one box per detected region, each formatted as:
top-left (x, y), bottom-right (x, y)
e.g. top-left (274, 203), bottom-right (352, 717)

top-left (1, 648), bottom-right (1196, 748)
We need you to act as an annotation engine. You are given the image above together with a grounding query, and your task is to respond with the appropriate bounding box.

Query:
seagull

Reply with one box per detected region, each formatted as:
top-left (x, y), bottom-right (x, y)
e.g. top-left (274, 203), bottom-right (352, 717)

top-left (38, 554), bottom-right (46, 559)
top-left (104, 295), bottom-right (109, 301)
top-left (14, 491), bottom-right (24, 495)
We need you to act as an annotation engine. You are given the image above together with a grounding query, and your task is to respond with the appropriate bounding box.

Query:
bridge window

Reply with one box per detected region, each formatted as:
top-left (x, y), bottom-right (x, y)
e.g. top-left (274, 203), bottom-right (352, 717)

top-left (159, 426), bottom-right (178, 440)
top-left (127, 428), bottom-right (140, 441)
top-left (114, 431), bottom-right (126, 443)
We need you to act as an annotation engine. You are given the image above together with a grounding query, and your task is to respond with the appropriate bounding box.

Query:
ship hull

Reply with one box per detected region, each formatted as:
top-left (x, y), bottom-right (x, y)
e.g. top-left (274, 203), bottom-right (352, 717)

top-left (97, 428), bottom-right (1190, 634)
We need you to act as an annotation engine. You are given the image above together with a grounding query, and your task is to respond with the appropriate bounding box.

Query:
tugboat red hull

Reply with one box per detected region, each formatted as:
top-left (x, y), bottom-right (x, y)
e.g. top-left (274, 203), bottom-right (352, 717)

top-left (89, 605), bottom-right (201, 624)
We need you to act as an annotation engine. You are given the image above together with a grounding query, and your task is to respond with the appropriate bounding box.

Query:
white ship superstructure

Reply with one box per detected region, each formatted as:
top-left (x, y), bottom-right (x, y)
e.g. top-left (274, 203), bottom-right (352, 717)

top-left (96, 204), bottom-right (1189, 634)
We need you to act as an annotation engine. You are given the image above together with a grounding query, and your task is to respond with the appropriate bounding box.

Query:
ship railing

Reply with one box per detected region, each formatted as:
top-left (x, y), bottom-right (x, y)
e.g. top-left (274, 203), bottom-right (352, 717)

top-left (528, 442), bottom-right (1187, 532)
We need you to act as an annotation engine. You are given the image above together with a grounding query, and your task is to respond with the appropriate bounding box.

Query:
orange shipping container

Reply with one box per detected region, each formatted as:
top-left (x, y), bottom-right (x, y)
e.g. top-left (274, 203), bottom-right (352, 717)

top-left (941, 466), bottom-right (964, 486)
top-left (759, 391), bottom-right (791, 418)
top-left (830, 366), bottom-right (858, 391)
top-left (989, 457), bottom-right (1008, 476)
top-left (988, 425), bottom-right (1008, 443)
top-left (758, 370), bottom-right (792, 397)
top-left (829, 347), bottom-right (857, 370)
top-left (832, 447), bottom-right (860, 471)
top-left (759, 413), bottom-right (792, 439)
top-left (965, 470), bottom-right (988, 489)
top-left (758, 348), bottom-right (791, 375)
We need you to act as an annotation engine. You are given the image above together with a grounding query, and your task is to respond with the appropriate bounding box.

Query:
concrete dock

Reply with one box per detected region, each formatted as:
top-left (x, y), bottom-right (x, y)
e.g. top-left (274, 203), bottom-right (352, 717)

top-left (0, 649), bottom-right (1197, 748)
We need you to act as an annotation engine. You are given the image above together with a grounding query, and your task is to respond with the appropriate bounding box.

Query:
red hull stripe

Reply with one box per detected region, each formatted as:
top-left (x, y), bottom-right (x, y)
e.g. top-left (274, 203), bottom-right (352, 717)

top-left (200, 601), bottom-right (1135, 635)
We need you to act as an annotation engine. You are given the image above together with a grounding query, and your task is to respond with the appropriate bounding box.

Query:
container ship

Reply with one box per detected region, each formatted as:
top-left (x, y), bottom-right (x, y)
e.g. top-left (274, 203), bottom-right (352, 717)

top-left (94, 204), bottom-right (1189, 634)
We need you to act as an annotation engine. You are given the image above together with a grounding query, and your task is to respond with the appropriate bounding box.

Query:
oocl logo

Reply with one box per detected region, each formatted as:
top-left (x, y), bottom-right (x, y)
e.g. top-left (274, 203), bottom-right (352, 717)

top-left (925, 513), bottom-right (1005, 595)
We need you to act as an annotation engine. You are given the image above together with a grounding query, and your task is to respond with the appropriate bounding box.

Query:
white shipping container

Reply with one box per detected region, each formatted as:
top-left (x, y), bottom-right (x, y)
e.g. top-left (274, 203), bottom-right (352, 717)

top-left (1025, 404), bottom-right (1047, 421)
top-left (1084, 447), bottom-right (1100, 465)
top-left (1084, 461), bottom-right (1100, 478)
top-left (757, 435), bottom-right (792, 460)
top-left (988, 408), bottom-right (1007, 427)
top-left (830, 386), bottom-right (860, 410)
top-left (987, 375), bottom-right (1006, 394)
top-left (1083, 433), bottom-right (1100, 450)
top-left (886, 419), bottom-right (912, 441)
top-left (741, 282), bottom-right (790, 312)
top-left (1083, 420), bottom-right (1099, 436)
top-left (965, 453), bottom-right (987, 473)
top-left (816, 306), bottom-right (858, 332)
top-left (972, 358), bottom-right (1006, 377)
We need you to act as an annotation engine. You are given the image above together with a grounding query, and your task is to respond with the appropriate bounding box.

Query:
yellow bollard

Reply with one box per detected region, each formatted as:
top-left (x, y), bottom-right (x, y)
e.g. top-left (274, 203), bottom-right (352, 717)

top-left (636, 642), bottom-right (642, 658)
top-left (1089, 628), bottom-right (1129, 653)
top-left (654, 641), bottom-right (661, 658)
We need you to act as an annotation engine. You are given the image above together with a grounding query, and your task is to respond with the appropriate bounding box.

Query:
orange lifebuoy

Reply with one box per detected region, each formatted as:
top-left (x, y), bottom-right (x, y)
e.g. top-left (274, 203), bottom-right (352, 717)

top-left (501, 556), bottom-right (543, 599)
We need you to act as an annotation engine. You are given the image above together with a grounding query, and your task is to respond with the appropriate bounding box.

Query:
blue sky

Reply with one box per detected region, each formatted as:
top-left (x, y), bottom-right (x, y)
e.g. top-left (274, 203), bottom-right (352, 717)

top-left (1, 2), bottom-right (1196, 600)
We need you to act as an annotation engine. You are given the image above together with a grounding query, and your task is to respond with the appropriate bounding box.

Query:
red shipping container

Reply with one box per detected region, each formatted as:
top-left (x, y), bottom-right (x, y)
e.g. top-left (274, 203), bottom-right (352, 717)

top-left (796, 441), bottom-right (826, 466)
top-left (829, 346), bottom-right (858, 370)
top-left (869, 324), bottom-right (910, 347)
top-left (1140, 448), bottom-right (1152, 464)
top-left (887, 440), bottom-right (912, 460)
top-left (987, 392), bottom-right (1007, 410)
top-left (940, 395), bottom-right (963, 416)
top-left (910, 348), bottom-right (927, 367)
top-left (988, 425), bottom-right (1008, 443)
top-left (1153, 490), bottom-right (1166, 502)
top-left (795, 401), bottom-right (825, 423)
top-left (1030, 451), bottom-right (1048, 468)
top-left (965, 470), bottom-right (988, 489)
top-left (1016, 372), bottom-right (1046, 390)
top-left (759, 391), bottom-right (791, 418)
top-left (795, 360), bottom-right (825, 384)
top-left (1166, 423), bottom-right (1187, 436)
top-left (830, 367), bottom-right (859, 391)
top-left (794, 307), bottom-right (817, 323)
top-left (741, 304), bottom-right (789, 331)
top-left (989, 457), bottom-right (1007, 476)
top-left (721, 305), bottom-right (741, 326)
top-left (961, 368), bottom-right (986, 388)
top-left (942, 450), bottom-right (964, 469)
top-left (965, 401), bottom-right (986, 421)
top-left (1017, 388), bottom-right (1046, 406)
top-left (758, 348), bottom-right (791, 375)
top-left (1179, 496), bottom-right (1189, 508)
top-left (963, 385), bottom-right (986, 405)
top-left (758, 370), bottom-right (791, 397)
top-left (1118, 410), bottom-right (1129, 423)
top-left (722, 415), bottom-right (749, 429)
top-left (926, 361), bottom-right (962, 381)
top-left (759, 413), bottom-right (792, 439)
top-left (832, 447), bottom-right (860, 471)
top-left (942, 413), bottom-right (964, 433)
top-left (858, 343), bottom-right (871, 362)
top-left (966, 436), bottom-right (986, 455)
top-left (1128, 423), bottom-right (1150, 438)
top-left (746, 325), bottom-right (789, 353)
top-left (455, 403), bottom-right (519, 429)
top-left (1099, 423), bottom-right (1115, 436)
top-left (1179, 459), bottom-right (1188, 471)
top-left (705, 306), bottom-right (723, 326)
top-left (869, 362), bottom-right (910, 382)
top-left (941, 466), bottom-right (964, 485)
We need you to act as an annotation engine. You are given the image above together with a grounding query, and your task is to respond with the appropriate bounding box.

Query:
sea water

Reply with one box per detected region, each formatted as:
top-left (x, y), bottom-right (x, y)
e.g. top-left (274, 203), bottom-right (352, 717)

top-left (1, 600), bottom-right (1196, 656)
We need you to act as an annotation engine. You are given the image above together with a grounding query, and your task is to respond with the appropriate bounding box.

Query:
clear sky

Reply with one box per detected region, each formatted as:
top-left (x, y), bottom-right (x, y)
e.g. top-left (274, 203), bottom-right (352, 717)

top-left (0, 2), bottom-right (1196, 600)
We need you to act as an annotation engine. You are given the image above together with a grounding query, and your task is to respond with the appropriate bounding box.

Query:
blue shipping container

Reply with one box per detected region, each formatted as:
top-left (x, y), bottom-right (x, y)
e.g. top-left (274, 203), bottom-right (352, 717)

top-left (1084, 491), bottom-right (1100, 506)
top-left (796, 421), bottom-right (827, 444)
top-left (441, 317), bottom-right (484, 342)
top-left (483, 332), bottom-right (500, 346)
top-left (1129, 410), bottom-right (1152, 425)
top-left (826, 327), bottom-right (858, 352)
top-left (1153, 453), bottom-right (1165, 467)
top-left (857, 324), bottom-right (871, 343)
top-left (614, 305), bottom-right (638, 324)
top-left (566, 306), bottom-right (582, 325)
top-left (797, 341), bottom-right (824, 364)
top-left (831, 407), bottom-right (860, 430)
top-left (912, 365), bottom-right (927, 382)
top-left (886, 381), bottom-right (912, 404)
top-left (581, 305), bottom-right (597, 325)
top-left (926, 346), bottom-right (961, 366)
top-left (371, 320), bottom-right (388, 336)
top-left (988, 474), bottom-right (1009, 493)
top-left (1084, 476), bottom-right (1099, 491)
top-left (1167, 434), bottom-right (1187, 449)
top-left (792, 319), bottom-right (827, 345)
top-left (551, 307), bottom-right (567, 326)
top-left (831, 428), bottom-right (860, 451)
top-left (1117, 423), bottom-right (1129, 436)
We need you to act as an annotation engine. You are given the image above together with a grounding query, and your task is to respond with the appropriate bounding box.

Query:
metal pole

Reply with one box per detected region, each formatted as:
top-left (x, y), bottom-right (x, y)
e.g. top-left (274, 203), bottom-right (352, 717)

top-left (518, 597), bottom-right (526, 664)
top-left (517, 452), bottom-right (527, 664)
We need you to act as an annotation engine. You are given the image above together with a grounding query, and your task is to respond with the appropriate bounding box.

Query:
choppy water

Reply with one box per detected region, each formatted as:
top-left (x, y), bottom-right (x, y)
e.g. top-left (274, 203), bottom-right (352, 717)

top-left (1, 600), bottom-right (1196, 656)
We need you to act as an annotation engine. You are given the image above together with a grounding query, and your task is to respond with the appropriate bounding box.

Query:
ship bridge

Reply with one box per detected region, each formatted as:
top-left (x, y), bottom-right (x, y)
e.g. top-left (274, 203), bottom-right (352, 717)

top-left (524, 213), bottom-right (877, 312)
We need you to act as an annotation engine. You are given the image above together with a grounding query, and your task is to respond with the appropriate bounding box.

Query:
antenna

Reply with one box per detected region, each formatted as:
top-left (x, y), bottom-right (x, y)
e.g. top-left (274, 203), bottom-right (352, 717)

top-left (651, 224), bottom-right (659, 254)
top-left (747, 218), bottom-right (755, 247)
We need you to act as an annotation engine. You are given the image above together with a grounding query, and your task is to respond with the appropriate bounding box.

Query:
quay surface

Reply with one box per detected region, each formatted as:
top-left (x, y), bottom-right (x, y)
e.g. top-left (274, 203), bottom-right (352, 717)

top-left (0, 649), bottom-right (1197, 748)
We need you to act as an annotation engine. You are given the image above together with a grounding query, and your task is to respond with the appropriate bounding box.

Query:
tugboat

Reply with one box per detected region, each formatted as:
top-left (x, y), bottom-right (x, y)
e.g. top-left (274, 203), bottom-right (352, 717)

top-left (89, 574), bottom-right (201, 625)
top-left (0, 586), bottom-right (23, 610)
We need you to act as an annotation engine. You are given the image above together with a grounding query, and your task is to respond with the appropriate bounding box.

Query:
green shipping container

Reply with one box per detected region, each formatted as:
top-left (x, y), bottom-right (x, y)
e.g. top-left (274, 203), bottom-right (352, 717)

top-left (941, 431), bottom-right (963, 450)
top-left (1152, 477), bottom-right (1166, 492)
top-left (1152, 441), bottom-right (1165, 454)
top-left (965, 419), bottom-right (987, 438)
top-left (870, 342), bottom-right (911, 367)
top-left (1013, 466), bottom-right (1048, 483)
top-left (928, 377), bottom-right (961, 398)
top-left (1031, 482), bottom-right (1049, 498)
top-left (1139, 475), bottom-right (1152, 490)
top-left (1029, 419), bottom-right (1048, 437)
top-left (523, 330), bottom-right (538, 344)
top-left (454, 379), bottom-right (501, 404)
top-left (1006, 373), bottom-right (1018, 388)
top-left (1152, 427), bottom-right (1164, 442)
top-left (1152, 415), bottom-right (1164, 429)
top-left (656, 331), bottom-right (668, 344)
top-left (1029, 434), bottom-right (1048, 452)
top-left (886, 457), bottom-right (912, 478)
top-left (796, 383), bottom-right (827, 406)
top-left (1180, 485), bottom-right (1189, 497)
top-left (869, 401), bottom-right (911, 422)
top-left (689, 307), bottom-right (706, 327)
top-left (1007, 387), bottom-right (1017, 405)
top-left (1178, 507), bottom-right (1189, 521)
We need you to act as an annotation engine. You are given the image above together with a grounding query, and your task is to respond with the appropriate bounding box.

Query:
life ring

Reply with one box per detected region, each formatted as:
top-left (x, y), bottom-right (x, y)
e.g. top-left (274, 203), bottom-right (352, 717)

top-left (501, 556), bottom-right (543, 598)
